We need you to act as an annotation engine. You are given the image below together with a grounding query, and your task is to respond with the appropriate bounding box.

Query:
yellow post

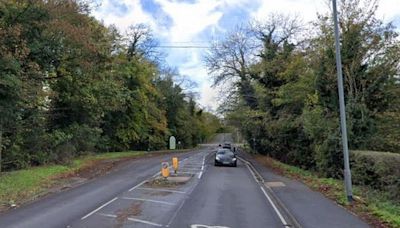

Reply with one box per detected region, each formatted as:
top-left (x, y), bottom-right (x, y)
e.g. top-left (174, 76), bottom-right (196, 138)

top-left (161, 162), bottom-right (170, 178)
top-left (172, 157), bottom-right (178, 174)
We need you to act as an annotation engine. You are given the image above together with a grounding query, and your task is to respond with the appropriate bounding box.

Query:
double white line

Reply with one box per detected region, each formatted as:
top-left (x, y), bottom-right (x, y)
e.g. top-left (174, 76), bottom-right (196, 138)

top-left (238, 156), bottom-right (292, 228)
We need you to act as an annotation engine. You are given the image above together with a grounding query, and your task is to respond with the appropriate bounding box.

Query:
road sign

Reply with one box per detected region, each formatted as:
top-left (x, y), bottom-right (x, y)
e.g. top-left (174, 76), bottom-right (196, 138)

top-left (169, 136), bottom-right (176, 150)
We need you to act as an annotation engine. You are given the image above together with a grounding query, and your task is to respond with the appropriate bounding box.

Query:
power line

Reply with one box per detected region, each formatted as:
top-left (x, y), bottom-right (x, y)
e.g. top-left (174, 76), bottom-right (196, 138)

top-left (155, 45), bottom-right (210, 49)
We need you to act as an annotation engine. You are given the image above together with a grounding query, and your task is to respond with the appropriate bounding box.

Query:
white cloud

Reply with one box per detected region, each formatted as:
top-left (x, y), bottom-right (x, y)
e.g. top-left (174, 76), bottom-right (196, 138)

top-left (93, 0), bottom-right (400, 113)
top-left (155, 0), bottom-right (223, 42)
top-left (252, 0), bottom-right (400, 25)
top-left (376, 0), bottom-right (400, 23)
top-left (251, 0), bottom-right (326, 23)
top-left (93, 0), bottom-right (170, 36)
top-left (199, 82), bottom-right (219, 111)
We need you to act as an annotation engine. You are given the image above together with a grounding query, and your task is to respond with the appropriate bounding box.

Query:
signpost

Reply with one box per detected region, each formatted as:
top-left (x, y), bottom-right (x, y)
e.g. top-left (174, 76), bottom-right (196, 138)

top-left (169, 136), bottom-right (176, 150)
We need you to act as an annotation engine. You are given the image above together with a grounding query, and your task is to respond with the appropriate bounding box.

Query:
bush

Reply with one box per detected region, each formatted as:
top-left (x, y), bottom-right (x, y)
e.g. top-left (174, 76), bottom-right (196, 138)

top-left (315, 133), bottom-right (344, 178)
top-left (351, 150), bottom-right (400, 202)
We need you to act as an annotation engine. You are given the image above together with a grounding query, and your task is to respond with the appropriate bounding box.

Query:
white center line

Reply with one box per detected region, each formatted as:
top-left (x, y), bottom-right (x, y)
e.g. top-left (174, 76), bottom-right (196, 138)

top-left (121, 197), bottom-right (175, 206)
top-left (99, 213), bottom-right (163, 227)
top-left (198, 154), bottom-right (206, 179)
top-left (81, 197), bottom-right (118, 220)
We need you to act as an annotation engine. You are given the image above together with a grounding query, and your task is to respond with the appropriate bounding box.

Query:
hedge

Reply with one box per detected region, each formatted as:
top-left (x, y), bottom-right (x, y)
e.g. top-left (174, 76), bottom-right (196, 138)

top-left (351, 150), bottom-right (400, 202)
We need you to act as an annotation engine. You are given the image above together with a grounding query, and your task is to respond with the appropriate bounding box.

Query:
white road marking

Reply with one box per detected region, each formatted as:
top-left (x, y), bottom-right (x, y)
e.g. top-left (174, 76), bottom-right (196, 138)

top-left (152, 171), bottom-right (161, 177)
top-left (180, 167), bottom-right (202, 170)
top-left (240, 157), bottom-right (290, 227)
top-left (246, 162), bottom-right (259, 183)
top-left (121, 197), bottom-right (175, 206)
top-left (177, 171), bottom-right (198, 175)
top-left (81, 197), bottom-right (118, 220)
top-left (166, 165), bottom-right (205, 227)
top-left (260, 186), bottom-right (290, 227)
top-left (191, 225), bottom-right (230, 228)
top-left (128, 180), bottom-right (147, 191)
top-left (198, 154), bottom-right (207, 179)
top-left (81, 153), bottom-right (202, 223)
top-left (136, 187), bottom-right (186, 194)
top-left (99, 213), bottom-right (163, 227)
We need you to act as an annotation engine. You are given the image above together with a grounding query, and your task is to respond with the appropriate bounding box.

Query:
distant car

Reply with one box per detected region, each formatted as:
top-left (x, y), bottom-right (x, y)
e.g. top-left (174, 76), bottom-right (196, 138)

top-left (222, 142), bottom-right (237, 154)
top-left (222, 142), bottom-right (232, 150)
top-left (214, 149), bottom-right (237, 167)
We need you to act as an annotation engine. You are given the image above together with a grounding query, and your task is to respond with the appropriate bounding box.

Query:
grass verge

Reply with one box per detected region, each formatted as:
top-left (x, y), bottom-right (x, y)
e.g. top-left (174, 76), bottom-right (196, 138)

top-left (255, 155), bottom-right (400, 228)
top-left (0, 149), bottom-right (190, 212)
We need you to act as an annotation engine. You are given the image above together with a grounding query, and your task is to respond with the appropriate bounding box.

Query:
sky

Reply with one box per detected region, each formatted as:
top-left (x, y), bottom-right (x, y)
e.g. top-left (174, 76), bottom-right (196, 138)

top-left (92, 0), bottom-right (400, 112)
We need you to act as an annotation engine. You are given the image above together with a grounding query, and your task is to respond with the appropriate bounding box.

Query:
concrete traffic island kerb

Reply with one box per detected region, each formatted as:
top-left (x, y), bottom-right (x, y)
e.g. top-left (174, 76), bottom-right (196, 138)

top-left (145, 173), bottom-right (193, 188)
top-left (146, 156), bottom-right (194, 188)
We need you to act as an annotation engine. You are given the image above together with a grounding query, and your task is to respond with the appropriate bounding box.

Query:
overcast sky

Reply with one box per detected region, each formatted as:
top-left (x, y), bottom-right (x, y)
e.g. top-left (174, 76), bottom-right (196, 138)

top-left (92, 0), bottom-right (400, 112)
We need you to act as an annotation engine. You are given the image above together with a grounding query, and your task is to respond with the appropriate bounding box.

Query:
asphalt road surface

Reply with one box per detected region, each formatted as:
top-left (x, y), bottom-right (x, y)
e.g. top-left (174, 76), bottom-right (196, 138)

top-left (169, 156), bottom-right (282, 228)
top-left (0, 138), bottom-right (369, 228)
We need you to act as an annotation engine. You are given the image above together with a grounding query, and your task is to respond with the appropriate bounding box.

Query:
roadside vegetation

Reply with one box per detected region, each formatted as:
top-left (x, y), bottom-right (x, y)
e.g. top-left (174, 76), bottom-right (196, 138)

top-left (0, 1), bottom-right (221, 172)
top-left (255, 154), bottom-right (400, 228)
top-left (208, 0), bottom-right (400, 226)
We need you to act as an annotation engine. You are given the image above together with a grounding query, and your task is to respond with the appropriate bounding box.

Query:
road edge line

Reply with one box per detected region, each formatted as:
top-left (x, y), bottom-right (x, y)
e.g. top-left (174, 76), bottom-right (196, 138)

top-left (238, 156), bottom-right (302, 228)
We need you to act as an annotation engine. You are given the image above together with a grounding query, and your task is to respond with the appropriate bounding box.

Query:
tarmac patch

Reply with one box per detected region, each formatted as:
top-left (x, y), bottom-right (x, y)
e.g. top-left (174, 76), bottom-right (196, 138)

top-left (115, 201), bottom-right (143, 227)
top-left (265, 181), bottom-right (286, 187)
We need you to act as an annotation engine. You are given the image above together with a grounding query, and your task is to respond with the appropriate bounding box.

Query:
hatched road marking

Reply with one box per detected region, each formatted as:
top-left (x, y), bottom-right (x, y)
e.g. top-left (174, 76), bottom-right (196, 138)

top-left (121, 197), bottom-right (176, 206)
top-left (81, 197), bottom-right (118, 220)
top-left (99, 213), bottom-right (163, 227)
top-left (136, 187), bottom-right (186, 194)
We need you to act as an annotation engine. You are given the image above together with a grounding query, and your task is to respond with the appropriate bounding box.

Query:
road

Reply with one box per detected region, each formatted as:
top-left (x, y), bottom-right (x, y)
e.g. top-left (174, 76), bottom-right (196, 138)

top-left (0, 136), bottom-right (369, 228)
top-left (0, 151), bottom-right (197, 228)
top-left (169, 156), bottom-right (282, 228)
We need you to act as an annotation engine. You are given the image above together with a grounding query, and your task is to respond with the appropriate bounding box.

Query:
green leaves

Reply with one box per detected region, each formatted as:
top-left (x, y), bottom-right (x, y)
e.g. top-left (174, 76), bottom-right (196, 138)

top-left (223, 0), bottom-right (400, 178)
top-left (0, 0), bottom-right (221, 171)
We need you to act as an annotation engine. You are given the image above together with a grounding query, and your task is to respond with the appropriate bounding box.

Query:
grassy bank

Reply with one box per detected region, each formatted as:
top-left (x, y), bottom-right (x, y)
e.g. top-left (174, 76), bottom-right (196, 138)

top-left (255, 155), bottom-right (400, 228)
top-left (0, 149), bottom-right (188, 212)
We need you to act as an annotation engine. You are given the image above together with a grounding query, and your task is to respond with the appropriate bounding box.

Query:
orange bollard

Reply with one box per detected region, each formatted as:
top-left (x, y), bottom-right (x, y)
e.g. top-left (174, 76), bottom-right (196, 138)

top-left (161, 162), bottom-right (170, 178)
top-left (172, 157), bottom-right (179, 174)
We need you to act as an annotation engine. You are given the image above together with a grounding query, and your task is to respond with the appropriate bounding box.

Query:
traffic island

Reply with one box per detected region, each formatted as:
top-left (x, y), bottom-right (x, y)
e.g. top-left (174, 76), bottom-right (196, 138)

top-left (145, 174), bottom-right (193, 188)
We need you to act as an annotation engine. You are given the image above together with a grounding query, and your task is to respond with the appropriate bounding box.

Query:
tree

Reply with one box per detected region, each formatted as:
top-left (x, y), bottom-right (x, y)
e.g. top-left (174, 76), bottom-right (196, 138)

top-left (126, 24), bottom-right (163, 63)
top-left (310, 0), bottom-right (400, 151)
top-left (205, 25), bottom-right (259, 109)
top-left (0, 0), bottom-right (221, 170)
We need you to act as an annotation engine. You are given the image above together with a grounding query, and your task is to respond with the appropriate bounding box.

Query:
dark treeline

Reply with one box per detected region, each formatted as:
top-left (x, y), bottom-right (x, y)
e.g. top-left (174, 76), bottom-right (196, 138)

top-left (208, 0), bottom-right (400, 180)
top-left (0, 1), bottom-right (221, 171)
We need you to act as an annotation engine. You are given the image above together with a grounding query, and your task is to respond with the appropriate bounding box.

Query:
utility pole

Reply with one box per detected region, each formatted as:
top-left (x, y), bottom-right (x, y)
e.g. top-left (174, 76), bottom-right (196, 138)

top-left (332, 0), bottom-right (353, 202)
